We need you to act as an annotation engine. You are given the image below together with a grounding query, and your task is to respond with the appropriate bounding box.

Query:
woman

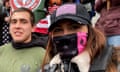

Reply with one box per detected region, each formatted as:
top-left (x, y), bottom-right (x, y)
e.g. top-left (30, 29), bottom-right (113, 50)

top-left (41, 3), bottom-right (116, 72)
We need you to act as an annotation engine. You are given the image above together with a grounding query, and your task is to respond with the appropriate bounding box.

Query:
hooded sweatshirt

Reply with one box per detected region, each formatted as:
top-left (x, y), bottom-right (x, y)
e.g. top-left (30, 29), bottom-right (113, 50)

top-left (95, 0), bottom-right (120, 36)
top-left (0, 33), bottom-right (46, 72)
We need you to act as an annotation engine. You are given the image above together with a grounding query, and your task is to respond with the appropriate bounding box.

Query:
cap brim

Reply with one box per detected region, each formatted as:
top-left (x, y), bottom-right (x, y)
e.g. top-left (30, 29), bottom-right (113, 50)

top-left (49, 14), bottom-right (90, 31)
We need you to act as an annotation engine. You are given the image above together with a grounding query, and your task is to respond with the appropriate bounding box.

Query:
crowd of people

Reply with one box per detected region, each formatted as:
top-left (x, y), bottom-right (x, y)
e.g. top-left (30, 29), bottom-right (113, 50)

top-left (0, 0), bottom-right (119, 72)
top-left (0, 0), bottom-right (11, 46)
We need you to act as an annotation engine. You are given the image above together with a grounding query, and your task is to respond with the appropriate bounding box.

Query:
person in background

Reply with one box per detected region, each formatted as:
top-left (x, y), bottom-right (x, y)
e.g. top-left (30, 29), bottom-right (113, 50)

top-left (95, 0), bottom-right (120, 47)
top-left (40, 3), bottom-right (117, 72)
top-left (80, 0), bottom-right (95, 19)
top-left (0, 7), bottom-right (45, 72)
top-left (34, 0), bottom-right (62, 34)
top-left (0, 0), bottom-right (12, 46)
top-left (94, 0), bottom-right (120, 71)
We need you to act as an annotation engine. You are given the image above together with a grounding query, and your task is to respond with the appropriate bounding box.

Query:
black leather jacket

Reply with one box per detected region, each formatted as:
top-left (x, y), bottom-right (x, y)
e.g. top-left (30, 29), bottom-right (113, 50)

top-left (39, 46), bottom-right (113, 72)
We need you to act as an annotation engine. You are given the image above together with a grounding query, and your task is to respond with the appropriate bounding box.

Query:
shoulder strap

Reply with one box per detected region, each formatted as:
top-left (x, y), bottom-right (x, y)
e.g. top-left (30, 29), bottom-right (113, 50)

top-left (89, 46), bottom-right (113, 72)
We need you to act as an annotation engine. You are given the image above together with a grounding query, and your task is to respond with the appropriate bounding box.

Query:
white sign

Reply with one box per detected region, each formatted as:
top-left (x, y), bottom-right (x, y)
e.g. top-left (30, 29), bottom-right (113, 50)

top-left (10, 0), bottom-right (41, 11)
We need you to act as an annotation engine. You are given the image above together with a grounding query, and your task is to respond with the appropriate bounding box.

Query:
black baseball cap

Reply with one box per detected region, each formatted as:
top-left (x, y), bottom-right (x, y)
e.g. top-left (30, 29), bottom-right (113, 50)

top-left (49, 3), bottom-right (91, 31)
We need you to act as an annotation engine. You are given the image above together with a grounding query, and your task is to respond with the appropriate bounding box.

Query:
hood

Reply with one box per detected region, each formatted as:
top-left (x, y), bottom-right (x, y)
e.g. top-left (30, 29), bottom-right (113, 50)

top-left (12, 32), bottom-right (48, 49)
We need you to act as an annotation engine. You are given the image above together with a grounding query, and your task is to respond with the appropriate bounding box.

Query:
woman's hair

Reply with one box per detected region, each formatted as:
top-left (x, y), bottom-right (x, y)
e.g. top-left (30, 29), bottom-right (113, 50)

top-left (41, 24), bottom-right (117, 72)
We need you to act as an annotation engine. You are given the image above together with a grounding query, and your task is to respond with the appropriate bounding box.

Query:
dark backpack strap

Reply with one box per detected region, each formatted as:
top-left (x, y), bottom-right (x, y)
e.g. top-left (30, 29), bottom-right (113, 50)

top-left (89, 46), bottom-right (113, 72)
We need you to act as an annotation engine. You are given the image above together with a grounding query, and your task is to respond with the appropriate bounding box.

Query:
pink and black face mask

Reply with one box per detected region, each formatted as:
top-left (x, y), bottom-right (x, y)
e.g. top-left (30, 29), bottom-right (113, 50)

top-left (52, 32), bottom-right (88, 60)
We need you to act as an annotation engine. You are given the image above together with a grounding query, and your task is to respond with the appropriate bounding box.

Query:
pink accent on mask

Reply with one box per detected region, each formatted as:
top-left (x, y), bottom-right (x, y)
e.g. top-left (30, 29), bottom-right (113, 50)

top-left (77, 32), bottom-right (87, 54)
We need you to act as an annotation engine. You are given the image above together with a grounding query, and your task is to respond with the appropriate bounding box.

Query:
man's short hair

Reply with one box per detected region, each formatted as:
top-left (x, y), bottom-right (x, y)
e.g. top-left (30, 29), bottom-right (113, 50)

top-left (10, 7), bottom-right (35, 26)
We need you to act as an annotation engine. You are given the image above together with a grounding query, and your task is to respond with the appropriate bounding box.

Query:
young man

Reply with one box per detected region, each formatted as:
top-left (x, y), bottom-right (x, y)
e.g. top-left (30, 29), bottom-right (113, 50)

top-left (0, 7), bottom-right (45, 72)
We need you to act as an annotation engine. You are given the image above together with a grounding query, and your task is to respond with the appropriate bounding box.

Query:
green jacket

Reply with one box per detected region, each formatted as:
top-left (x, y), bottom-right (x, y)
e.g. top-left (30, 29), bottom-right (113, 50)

top-left (0, 43), bottom-right (45, 72)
